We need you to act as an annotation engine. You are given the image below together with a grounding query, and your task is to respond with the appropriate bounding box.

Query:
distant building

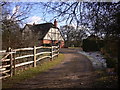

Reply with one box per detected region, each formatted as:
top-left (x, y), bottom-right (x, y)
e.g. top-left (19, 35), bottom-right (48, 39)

top-left (22, 19), bottom-right (64, 48)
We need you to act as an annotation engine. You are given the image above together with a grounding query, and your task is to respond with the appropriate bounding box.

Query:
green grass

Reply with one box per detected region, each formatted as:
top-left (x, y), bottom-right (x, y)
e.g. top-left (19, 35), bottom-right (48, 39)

top-left (2, 54), bottom-right (64, 88)
top-left (68, 47), bottom-right (83, 50)
top-left (0, 55), bottom-right (3, 59)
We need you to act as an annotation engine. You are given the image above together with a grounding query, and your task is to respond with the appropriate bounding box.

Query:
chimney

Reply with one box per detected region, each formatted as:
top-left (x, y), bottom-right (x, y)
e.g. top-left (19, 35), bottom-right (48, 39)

top-left (33, 22), bottom-right (35, 25)
top-left (54, 19), bottom-right (57, 27)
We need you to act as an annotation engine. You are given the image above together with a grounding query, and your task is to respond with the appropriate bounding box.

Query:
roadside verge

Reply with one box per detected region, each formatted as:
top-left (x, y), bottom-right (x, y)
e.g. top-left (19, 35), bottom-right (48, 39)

top-left (2, 54), bottom-right (64, 88)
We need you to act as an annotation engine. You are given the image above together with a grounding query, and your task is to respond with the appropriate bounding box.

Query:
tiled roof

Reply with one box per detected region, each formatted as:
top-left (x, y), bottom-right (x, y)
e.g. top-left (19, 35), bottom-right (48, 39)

top-left (23, 23), bottom-right (58, 40)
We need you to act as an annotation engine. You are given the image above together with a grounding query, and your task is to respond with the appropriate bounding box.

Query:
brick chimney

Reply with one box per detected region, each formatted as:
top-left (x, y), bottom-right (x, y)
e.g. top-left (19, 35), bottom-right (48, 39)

top-left (54, 19), bottom-right (57, 27)
top-left (33, 22), bottom-right (35, 25)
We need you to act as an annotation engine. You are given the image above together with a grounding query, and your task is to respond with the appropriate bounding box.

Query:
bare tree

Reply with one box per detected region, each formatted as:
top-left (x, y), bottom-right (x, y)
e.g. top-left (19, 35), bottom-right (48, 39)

top-left (40, 2), bottom-right (87, 26)
top-left (1, 2), bottom-right (33, 25)
top-left (60, 25), bottom-right (87, 47)
top-left (1, 2), bottom-right (33, 49)
top-left (40, 2), bottom-right (120, 38)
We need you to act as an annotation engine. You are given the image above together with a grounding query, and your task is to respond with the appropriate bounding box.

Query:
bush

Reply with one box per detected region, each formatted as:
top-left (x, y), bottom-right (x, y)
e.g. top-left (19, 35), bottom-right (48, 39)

top-left (82, 39), bottom-right (104, 51)
top-left (105, 56), bottom-right (117, 68)
top-left (102, 40), bottom-right (118, 57)
top-left (102, 40), bottom-right (118, 73)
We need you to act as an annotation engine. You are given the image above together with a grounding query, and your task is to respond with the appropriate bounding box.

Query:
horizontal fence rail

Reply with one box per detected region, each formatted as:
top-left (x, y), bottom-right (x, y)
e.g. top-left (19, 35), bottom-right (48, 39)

top-left (0, 45), bottom-right (59, 79)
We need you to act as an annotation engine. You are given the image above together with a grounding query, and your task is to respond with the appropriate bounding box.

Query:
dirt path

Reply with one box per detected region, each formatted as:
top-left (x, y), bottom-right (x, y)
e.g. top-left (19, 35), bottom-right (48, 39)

top-left (11, 48), bottom-right (96, 88)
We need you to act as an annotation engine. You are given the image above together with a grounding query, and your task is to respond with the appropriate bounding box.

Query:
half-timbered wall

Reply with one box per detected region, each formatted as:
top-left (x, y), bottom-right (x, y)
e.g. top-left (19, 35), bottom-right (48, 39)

top-left (44, 28), bottom-right (64, 41)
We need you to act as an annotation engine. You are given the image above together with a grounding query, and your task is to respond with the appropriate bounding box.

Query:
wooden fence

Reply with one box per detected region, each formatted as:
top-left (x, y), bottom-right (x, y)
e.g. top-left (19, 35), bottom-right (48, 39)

top-left (0, 46), bottom-right (59, 79)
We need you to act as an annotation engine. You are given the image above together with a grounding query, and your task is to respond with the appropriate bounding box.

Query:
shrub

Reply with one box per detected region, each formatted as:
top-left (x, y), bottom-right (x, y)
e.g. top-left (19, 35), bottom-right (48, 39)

top-left (82, 39), bottom-right (104, 51)
top-left (105, 56), bottom-right (117, 68)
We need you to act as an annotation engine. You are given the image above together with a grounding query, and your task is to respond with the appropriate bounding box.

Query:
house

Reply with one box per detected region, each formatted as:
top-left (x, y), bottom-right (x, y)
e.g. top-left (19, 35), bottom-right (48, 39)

top-left (22, 19), bottom-right (64, 48)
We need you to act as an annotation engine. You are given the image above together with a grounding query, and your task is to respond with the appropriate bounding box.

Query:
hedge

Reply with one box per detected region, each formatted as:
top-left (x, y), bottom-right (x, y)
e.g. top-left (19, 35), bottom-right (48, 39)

top-left (82, 39), bottom-right (104, 51)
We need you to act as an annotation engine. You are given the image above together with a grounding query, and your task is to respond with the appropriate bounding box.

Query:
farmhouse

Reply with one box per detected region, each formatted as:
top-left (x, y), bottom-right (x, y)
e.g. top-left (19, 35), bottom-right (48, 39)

top-left (22, 20), bottom-right (64, 48)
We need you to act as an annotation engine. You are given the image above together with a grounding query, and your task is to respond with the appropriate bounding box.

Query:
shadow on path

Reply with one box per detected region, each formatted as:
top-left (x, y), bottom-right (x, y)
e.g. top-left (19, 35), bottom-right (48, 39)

top-left (10, 48), bottom-right (96, 88)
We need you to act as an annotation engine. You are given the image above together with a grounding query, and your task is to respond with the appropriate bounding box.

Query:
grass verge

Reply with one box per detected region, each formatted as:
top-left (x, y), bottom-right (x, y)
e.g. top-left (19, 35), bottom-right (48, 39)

top-left (93, 69), bottom-right (118, 88)
top-left (2, 54), bottom-right (64, 88)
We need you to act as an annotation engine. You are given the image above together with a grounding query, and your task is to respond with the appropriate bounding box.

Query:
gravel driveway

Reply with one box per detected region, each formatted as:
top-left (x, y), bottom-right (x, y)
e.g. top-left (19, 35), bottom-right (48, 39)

top-left (10, 48), bottom-right (96, 88)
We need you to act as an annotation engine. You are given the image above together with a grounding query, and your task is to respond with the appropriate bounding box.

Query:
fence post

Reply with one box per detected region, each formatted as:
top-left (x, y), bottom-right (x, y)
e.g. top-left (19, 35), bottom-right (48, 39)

top-left (6, 47), bottom-right (13, 77)
top-left (9, 47), bottom-right (13, 77)
top-left (57, 45), bottom-right (59, 57)
top-left (13, 53), bottom-right (16, 75)
top-left (33, 46), bottom-right (36, 67)
top-left (51, 46), bottom-right (53, 61)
